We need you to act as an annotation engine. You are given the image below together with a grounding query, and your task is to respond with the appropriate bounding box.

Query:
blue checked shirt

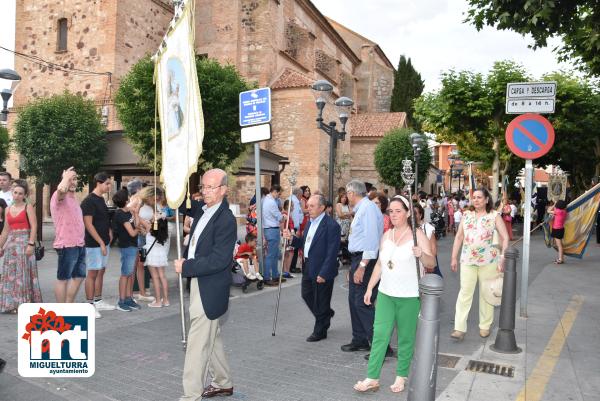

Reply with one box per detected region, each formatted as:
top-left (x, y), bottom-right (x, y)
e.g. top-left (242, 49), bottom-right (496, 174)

top-left (348, 197), bottom-right (383, 260)
top-left (262, 194), bottom-right (282, 228)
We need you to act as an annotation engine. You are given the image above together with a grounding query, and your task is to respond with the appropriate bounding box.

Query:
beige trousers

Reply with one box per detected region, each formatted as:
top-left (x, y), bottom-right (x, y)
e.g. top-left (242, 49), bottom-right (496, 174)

top-left (454, 262), bottom-right (497, 332)
top-left (180, 278), bottom-right (232, 401)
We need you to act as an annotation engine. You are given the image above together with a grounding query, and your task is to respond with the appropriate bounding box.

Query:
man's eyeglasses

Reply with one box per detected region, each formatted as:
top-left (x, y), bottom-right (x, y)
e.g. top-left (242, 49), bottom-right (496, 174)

top-left (199, 184), bottom-right (224, 192)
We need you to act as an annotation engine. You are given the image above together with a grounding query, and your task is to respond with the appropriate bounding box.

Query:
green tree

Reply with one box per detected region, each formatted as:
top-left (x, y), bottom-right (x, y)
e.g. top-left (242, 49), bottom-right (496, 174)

top-left (465, 0), bottom-right (600, 76)
top-left (374, 128), bottom-right (431, 190)
top-left (536, 72), bottom-right (600, 193)
top-left (115, 55), bottom-right (252, 173)
top-left (13, 92), bottom-right (106, 185)
top-left (390, 55), bottom-right (425, 127)
top-left (414, 61), bottom-right (529, 200)
top-left (0, 126), bottom-right (10, 168)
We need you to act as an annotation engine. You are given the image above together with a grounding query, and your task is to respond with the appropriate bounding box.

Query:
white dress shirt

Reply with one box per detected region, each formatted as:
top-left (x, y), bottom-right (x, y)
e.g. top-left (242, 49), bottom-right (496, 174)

top-left (188, 202), bottom-right (222, 259)
top-left (304, 212), bottom-right (325, 258)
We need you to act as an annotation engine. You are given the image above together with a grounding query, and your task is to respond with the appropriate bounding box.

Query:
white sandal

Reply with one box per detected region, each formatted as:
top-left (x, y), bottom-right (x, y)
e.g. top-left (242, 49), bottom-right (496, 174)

top-left (390, 376), bottom-right (407, 393)
top-left (353, 378), bottom-right (380, 392)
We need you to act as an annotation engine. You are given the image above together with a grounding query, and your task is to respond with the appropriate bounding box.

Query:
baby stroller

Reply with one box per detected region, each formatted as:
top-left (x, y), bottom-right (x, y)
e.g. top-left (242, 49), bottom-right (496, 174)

top-left (231, 242), bottom-right (264, 293)
top-left (430, 210), bottom-right (446, 240)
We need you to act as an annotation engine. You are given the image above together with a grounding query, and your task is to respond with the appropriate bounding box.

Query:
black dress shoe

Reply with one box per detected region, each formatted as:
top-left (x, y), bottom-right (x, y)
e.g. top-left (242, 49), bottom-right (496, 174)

top-left (341, 342), bottom-right (370, 352)
top-left (364, 346), bottom-right (394, 360)
top-left (201, 384), bottom-right (233, 398)
top-left (306, 333), bottom-right (327, 342)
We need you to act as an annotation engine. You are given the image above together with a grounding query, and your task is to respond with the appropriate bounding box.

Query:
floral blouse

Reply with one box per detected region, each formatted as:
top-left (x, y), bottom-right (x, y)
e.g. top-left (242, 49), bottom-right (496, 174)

top-left (460, 210), bottom-right (499, 266)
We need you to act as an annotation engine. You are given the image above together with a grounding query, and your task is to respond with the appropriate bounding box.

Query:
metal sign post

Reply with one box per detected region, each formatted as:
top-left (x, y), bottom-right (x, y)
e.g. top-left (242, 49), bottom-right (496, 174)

top-left (505, 113), bottom-right (555, 318)
top-left (521, 159), bottom-right (533, 317)
top-left (254, 144), bottom-right (264, 270)
top-left (240, 87), bottom-right (272, 273)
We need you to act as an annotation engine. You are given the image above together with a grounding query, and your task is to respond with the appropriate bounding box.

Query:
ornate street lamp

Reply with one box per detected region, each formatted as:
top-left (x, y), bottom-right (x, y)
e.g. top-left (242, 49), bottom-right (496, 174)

top-left (447, 149), bottom-right (461, 194)
top-left (312, 79), bottom-right (353, 202)
top-left (0, 68), bottom-right (21, 124)
top-left (400, 160), bottom-right (421, 279)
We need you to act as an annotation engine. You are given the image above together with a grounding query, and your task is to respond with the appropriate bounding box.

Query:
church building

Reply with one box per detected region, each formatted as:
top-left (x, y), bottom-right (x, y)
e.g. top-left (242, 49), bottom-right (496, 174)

top-left (8, 0), bottom-right (406, 211)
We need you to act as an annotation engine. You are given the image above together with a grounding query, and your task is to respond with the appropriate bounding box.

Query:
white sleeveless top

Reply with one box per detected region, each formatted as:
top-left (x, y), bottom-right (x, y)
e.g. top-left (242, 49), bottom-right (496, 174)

top-left (378, 237), bottom-right (421, 298)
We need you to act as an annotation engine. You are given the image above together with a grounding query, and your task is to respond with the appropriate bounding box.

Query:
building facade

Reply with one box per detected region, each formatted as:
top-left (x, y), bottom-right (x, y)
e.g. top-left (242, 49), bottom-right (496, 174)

top-left (9, 0), bottom-right (398, 212)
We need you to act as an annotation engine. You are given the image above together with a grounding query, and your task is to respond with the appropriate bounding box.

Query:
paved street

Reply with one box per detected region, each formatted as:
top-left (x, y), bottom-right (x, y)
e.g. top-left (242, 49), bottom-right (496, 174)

top-left (0, 222), bottom-right (599, 400)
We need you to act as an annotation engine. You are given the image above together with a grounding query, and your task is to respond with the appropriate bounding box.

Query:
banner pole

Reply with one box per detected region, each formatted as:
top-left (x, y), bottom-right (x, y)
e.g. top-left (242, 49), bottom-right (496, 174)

top-left (176, 212), bottom-right (187, 346)
top-left (272, 169), bottom-right (297, 336)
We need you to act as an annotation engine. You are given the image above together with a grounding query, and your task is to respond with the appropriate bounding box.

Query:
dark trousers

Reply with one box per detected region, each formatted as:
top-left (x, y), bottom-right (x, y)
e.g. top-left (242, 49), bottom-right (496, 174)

top-left (340, 239), bottom-right (350, 262)
top-left (348, 253), bottom-right (378, 346)
top-left (301, 271), bottom-right (334, 337)
top-left (290, 246), bottom-right (300, 271)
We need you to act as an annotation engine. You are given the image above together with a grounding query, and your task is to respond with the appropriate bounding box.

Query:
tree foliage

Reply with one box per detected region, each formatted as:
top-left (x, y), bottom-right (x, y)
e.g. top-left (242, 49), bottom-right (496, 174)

top-left (13, 92), bottom-right (106, 185)
top-left (390, 55), bottom-right (425, 127)
top-left (0, 126), bottom-right (9, 168)
top-left (465, 0), bottom-right (600, 76)
top-left (374, 128), bottom-right (431, 190)
top-left (414, 61), bottom-right (529, 200)
top-left (115, 55), bottom-right (252, 173)
top-left (536, 72), bottom-right (600, 193)
top-left (415, 61), bottom-right (600, 197)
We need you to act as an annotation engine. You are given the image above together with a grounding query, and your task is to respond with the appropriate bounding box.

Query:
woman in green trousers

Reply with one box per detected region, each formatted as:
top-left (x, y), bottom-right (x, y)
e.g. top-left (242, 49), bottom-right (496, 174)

top-left (353, 196), bottom-right (436, 393)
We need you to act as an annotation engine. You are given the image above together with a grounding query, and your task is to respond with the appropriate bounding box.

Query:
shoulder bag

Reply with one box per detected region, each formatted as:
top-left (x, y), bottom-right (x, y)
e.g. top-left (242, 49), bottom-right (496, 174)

top-left (23, 207), bottom-right (45, 261)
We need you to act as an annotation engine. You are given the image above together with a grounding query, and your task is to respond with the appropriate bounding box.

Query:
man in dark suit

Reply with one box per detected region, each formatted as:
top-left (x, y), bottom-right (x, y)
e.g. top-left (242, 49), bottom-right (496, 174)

top-left (283, 194), bottom-right (341, 342)
top-left (174, 169), bottom-right (236, 400)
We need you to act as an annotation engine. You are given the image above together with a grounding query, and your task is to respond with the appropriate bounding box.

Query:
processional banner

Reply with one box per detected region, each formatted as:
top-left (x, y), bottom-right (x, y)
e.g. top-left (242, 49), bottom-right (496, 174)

top-left (155, 0), bottom-right (203, 208)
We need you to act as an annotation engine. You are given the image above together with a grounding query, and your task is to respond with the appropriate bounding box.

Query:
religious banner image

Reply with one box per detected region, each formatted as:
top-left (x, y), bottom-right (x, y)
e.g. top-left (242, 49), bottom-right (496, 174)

top-left (155, 0), bottom-right (204, 208)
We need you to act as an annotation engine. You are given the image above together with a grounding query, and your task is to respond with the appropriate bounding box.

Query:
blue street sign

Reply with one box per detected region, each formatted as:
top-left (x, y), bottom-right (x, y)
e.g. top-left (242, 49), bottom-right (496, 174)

top-left (239, 87), bottom-right (271, 127)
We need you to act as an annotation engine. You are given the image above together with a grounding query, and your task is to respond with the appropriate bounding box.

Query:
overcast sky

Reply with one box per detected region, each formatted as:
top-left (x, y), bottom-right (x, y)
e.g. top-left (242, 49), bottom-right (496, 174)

top-left (1, 0), bottom-right (573, 95)
top-left (312, 0), bottom-right (572, 92)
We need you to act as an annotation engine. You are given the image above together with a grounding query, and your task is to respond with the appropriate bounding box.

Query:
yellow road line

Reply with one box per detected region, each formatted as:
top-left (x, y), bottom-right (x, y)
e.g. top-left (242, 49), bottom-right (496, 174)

top-left (515, 295), bottom-right (584, 401)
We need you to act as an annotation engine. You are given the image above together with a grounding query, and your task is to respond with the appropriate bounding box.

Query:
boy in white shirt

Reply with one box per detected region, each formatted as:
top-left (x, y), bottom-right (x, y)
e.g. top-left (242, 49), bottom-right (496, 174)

top-left (453, 208), bottom-right (463, 233)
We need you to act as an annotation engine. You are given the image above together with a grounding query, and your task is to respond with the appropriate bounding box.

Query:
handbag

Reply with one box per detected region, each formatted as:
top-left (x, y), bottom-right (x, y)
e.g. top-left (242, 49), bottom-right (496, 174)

top-left (482, 273), bottom-right (504, 306)
top-left (33, 240), bottom-right (45, 261)
top-left (138, 238), bottom-right (157, 263)
top-left (23, 207), bottom-right (44, 261)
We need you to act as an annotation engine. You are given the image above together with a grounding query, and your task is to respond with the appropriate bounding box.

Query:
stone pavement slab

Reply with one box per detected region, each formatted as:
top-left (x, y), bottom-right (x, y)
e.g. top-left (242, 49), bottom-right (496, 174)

top-left (1, 223), bottom-right (597, 400)
top-left (437, 242), bottom-right (600, 401)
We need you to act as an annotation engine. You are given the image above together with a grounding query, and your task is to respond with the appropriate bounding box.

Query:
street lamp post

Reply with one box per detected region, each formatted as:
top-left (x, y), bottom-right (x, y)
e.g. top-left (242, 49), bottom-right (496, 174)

top-left (0, 68), bottom-right (22, 124)
top-left (448, 150), bottom-right (463, 195)
top-left (410, 133), bottom-right (424, 196)
top-left (312, 79), bottom-right (353, 203)
top-left (448, 153), bottom-right (455, 194)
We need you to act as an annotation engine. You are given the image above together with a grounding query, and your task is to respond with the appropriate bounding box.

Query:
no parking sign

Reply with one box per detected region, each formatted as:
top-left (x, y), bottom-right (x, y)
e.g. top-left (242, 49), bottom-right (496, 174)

top-left (505, 113), bottom-right (554, 159)
top-left (505, 113), bottom-right (555, 319)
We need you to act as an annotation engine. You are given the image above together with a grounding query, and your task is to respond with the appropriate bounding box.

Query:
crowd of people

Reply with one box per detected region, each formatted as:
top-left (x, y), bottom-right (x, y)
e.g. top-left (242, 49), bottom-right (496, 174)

top-left (0, 165), bottom-right (582, 398)
top-left (0, 168), bottom-right (181, 317)
top-left (246, 181), bottom-right (511, 392)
